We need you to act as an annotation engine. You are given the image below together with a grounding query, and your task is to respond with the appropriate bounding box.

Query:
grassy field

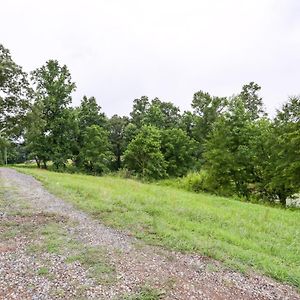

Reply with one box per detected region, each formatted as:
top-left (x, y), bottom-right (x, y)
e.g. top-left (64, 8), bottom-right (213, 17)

top-left (13, 167), bottom-right (300, 288)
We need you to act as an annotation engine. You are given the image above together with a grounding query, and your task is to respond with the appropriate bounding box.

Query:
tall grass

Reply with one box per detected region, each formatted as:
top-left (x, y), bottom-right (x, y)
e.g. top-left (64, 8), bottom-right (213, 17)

top-left (14, 167), bottom-right (300, 288)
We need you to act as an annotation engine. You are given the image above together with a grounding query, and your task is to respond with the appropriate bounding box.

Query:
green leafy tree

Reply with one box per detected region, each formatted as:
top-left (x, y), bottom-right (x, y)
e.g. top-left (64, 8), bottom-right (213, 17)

top-left (269, 96), bottom-right (300, 204)
top-left (240, 82), bottom-right (266, 120)
top-left (108, 115), bottom-right (129, 170)
top-left (143, 98), bottom-right (181, 129)
top-left (77, 96), bottom-right (106, 130)
top-left (6, 142), bottom-right (27, 164)
top-left (79, 125), bottom-right (113, 174)
top-left (73, 96), bottom-right (107, 166)
top-left (191, 91), bottom-right (227, 157)
top-left (124, 125), bottom-right (167, 179)
top-left (25, 101), bottom-right (50, 168)
top-left (179, 111), bottom-right (196, 138)
top-left (30, 60), bottom-right (76, 169)
top-left (0, 136), bottom-right (9, 165)
top-left (130, 96), bottom-right (150, 128)
top-left (161, 128), bottom-right (197, 177)
top-left (241, 118), bottom-right (279, 200)
top-left (204, 98), bottom-right (256, 197)
top-left (130, 96), bottom-right (181, 130)
top-left (124, 123), bottom-right (139, 146)
top-left (0, 44), bottom-right (31, 137)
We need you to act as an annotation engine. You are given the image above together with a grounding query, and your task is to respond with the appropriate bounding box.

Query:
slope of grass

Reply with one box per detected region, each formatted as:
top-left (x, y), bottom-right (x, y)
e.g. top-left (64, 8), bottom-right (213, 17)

top-left (13, 167), bottom-right (300, 288)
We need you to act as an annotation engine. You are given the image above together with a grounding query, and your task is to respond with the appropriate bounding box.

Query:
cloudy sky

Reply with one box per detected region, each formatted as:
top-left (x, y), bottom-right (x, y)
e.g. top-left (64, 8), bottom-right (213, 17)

top-left (1, 0), bottom-right (299, 116)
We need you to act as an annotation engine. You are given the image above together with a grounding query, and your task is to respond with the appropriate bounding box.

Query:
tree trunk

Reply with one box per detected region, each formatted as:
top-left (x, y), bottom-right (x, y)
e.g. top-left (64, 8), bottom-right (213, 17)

top-left (42, 160), bottom-right (47, 169)
top-left (35, 157), bottom-right (41, 168)
top-left (278, 195), bottom-right (287, 207)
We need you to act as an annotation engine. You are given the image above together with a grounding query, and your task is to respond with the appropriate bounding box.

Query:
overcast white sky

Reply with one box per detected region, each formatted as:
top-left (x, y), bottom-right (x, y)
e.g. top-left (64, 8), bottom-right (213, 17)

top-left (1, 0), bottom-right (300, 116)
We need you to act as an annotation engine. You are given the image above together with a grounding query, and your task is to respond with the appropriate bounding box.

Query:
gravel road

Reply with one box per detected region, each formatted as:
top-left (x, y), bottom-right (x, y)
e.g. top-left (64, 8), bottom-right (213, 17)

top-left (0, 168), bottom-right (299, 300)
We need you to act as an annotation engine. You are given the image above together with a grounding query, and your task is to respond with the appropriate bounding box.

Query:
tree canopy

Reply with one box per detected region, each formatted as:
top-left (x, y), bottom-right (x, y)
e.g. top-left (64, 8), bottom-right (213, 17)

top-left (2, 44), bottom-right (299, 206)
top-left (0, 44), bottom-right (31, 137)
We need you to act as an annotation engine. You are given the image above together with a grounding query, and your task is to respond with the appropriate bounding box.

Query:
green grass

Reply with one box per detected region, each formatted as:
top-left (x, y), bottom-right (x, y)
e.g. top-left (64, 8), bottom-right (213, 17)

top-left (67, 247), bottom-right (116, 284)
top-left (29, 221), bottom-right (116, 284)
top-left (37, 267), bottom-right (50, 276)
top-left (13, 167), bottom-right (300, 288)
top-left (29, 222), bottom-right (74, 254)
top-left (120, 286), bottom-right (163, 300)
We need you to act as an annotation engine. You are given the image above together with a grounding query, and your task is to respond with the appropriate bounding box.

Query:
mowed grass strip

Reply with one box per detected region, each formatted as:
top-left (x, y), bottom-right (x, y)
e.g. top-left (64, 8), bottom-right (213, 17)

top-left (14, 167), bottom-right (300, 288)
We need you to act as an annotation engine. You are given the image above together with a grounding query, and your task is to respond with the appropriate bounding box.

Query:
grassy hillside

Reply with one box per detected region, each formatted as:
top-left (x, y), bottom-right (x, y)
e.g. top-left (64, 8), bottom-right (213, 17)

top-left (14, 167), bottom-right (300, 288)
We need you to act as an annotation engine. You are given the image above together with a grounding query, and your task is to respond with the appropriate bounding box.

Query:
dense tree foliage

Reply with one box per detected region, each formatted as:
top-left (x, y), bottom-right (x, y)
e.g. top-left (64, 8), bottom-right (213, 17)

top-left (191, 91), bottom-right (227, 158)
top-left (77, 96), bottom-right (106, 130)
top-left (161, 128), bottom-right (197, 177)
top-left (204, 97), bottom-right (261, 197)
top-left (1, 45), bottom-right (299, 206)
top-left (0, 44), bottom-right (31, 137)
top-left (130, 96), bottom-right (150, 128)
top-left (78, 125), bottom-right (112, 174)
top-left (73, 96), bottom-right (107, 167)
top-left (29, 60), bottom-right (76, 169)
top-left (270, 96), bottom-right (300, 203)
top-left (0, 44), bottom-right (31, 165)
top-left (108, 115), bottom-right (129, 170)
top-left (143, 98), bottom-right (181, 129)
top-left (124, 125), bottom-right (167, 179)
top-left (25, 101), bottom-right (50, 168)
top-left (239, 82), bottom-right (266, 120)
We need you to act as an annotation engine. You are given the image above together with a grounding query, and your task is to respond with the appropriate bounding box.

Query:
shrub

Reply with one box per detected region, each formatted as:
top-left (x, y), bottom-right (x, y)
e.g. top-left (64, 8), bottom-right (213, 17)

top-left (180, 170), bottom-right (211, 193)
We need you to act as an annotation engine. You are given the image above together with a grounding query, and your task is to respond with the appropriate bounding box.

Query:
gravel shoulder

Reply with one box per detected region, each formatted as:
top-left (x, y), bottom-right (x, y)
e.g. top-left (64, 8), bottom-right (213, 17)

top-left (0, 168), bottom-right (299, 300)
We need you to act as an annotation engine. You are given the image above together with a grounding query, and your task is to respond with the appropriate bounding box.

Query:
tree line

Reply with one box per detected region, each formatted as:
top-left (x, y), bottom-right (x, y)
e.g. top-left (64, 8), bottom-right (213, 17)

top-left (1, 44), bottom-right (299, 205)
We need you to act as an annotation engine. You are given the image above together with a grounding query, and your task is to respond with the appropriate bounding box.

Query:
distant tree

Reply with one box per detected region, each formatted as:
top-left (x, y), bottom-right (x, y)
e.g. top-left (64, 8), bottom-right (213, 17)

top-left (0, 136), bottom-right (10, 165)
top-left (239, 82), bottom-right (266, 120)
top-left (179, 111), bottom-right (196, 138)
top-left (25, 101), bottom-right (50, 168)
top-left (108, 115), bottom-right (129, 170)
top-left (124, 123), bottom-right (139, 146)
top-left (269, 96), bottom-right (300, 204)
top-left (0, 44), bottom-right (31, 137)
top-left (73, 96), bottom-right (107, 167)
top-left (191, 91), bottom-right (227, 156)
top-left (142, 101), bottom-right (165, 128)
top-left (204, 97), bottom-right (256, 197)
top-left (276, 96), bottom-right (300, 123)
top-left (243, 118), bottom-right (276, 199)
top-left (161, 128), bottom-right (197, 177)
top-left (30, 60), bottom-right (76, 169)
top-left (67, 107), bottom-right (81, 165)
top-left (130, 96), bottom-right (150, 128)
top-left (143, 98), bottom-right (181, 129)
top-left (6, 142), bottom-right (27, 164)
top-left (124, 125), bottom-right (167, 179)
top-left (77, 96), bottom-right (106, 131)
top-left (79, 125), bottom-right (113, 174)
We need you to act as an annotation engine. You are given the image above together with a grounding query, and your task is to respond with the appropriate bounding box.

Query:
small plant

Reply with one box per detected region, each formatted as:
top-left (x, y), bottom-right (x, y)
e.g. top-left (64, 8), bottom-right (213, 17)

top-left (67, 246), bottom-right (116, 284)
top-left (181, 170), bottom-right (209, 192)
top-left (37, 267), bottom-right (49, 276)
top-left (162, 170), bottom-right (212, 193)
top-left (114, 168), bottom-right (134, 179)
top-left (121, 286), bottom-right (163, 300)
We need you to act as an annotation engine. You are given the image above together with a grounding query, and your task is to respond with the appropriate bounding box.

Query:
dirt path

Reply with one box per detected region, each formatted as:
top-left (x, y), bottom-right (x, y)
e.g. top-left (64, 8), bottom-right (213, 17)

top-left (0, 168), bottom-right (299, 300)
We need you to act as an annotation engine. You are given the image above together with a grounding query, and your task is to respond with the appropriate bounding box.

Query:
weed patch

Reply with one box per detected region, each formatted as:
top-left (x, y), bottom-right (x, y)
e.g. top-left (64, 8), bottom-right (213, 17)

top-left (67, 246), bottom-right (116, 284)
top-left (120, 286), bottom-right (163, 300)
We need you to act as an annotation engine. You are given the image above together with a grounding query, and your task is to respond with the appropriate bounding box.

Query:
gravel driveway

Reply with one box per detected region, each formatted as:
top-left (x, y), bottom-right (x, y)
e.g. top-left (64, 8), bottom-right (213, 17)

top-left (0, 168), bottom-right (299, 300)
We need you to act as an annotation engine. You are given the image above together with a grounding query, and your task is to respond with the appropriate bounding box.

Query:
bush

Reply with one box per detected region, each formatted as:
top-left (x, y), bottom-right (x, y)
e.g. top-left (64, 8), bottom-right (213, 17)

top-left (180, 170), bottom-right (211, 192)
top-left (159, 170), bottom-right (214, 194)
top-left (113, 168), bottom-right (134, 179)
top-left (124, 125), bottom-right (167, 179)
top-left (159, 170), bottom-right (238, 197)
